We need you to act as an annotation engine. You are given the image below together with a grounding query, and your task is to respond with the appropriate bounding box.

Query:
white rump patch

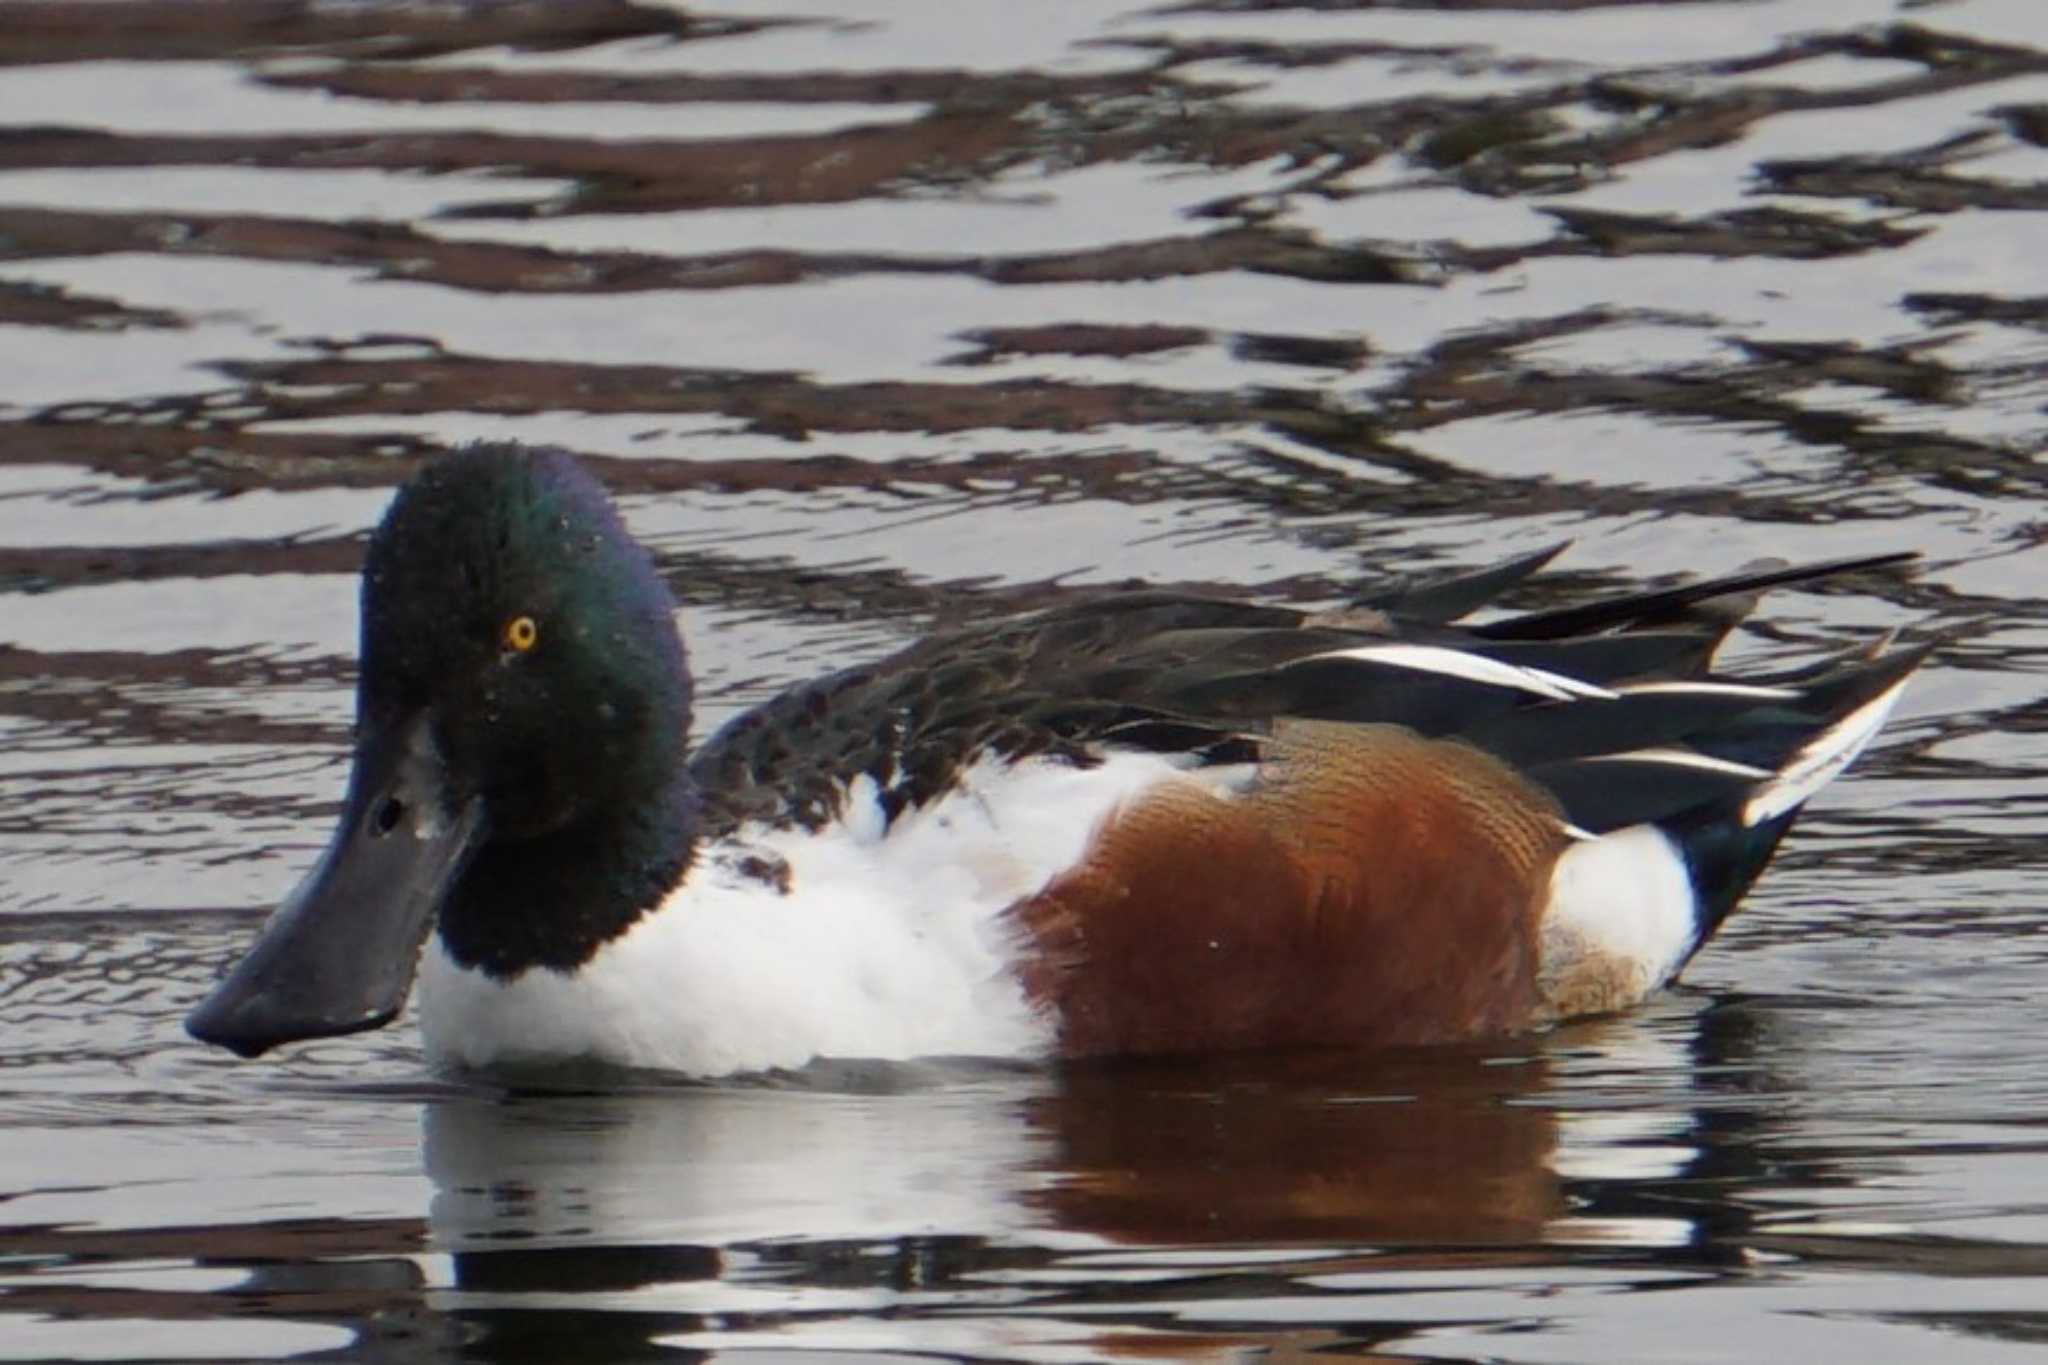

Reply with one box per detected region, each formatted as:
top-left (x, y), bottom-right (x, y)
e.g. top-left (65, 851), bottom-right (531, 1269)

top-left (1293, 643), bottom-right (1617, 701)
top-left (1539, 824), bottom-right (1699, 1016)
top-left (1744, 671), bottom-right (1913, 826)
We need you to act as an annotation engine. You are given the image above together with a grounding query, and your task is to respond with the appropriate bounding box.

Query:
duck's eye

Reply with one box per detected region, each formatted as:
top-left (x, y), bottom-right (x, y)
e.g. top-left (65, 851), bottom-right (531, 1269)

top-left (502, 615), bottom-right (540, 653)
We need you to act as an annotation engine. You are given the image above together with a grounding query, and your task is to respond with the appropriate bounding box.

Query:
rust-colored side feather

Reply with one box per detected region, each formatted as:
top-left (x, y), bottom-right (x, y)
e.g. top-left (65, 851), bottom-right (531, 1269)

top-left (1013, 723), bottom-right (1572, 1056)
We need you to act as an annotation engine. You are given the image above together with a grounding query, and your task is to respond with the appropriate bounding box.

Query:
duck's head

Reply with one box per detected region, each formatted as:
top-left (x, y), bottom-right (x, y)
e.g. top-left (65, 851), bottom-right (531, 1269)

top-left (187, 444), bottom-right (693, 1057)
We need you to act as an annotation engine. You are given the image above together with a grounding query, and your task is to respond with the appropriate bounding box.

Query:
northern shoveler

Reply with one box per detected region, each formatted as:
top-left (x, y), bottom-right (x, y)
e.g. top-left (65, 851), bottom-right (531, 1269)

top-left (186, 442), bottom-right (1923, 1079)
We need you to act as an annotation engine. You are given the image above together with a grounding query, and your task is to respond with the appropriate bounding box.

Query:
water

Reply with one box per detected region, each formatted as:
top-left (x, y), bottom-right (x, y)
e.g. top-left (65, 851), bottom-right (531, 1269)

top-left (2, 0), bottom-right (2046, 1358)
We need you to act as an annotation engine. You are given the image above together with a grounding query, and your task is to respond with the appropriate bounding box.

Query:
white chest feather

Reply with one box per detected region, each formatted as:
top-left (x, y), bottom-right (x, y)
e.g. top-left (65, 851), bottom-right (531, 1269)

top-left (416, 751), bottom-right (1195, 1078)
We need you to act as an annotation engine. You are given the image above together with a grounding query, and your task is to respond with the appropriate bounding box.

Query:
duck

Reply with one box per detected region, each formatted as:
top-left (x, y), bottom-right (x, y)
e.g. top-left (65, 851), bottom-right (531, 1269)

top-left (186, 441), bottom-right (1924, 1080)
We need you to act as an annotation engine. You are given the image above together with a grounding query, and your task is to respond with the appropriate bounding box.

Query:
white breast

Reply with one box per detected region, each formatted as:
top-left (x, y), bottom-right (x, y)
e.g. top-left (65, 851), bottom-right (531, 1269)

top-left (416, 749), bottom-right (1199, 1078)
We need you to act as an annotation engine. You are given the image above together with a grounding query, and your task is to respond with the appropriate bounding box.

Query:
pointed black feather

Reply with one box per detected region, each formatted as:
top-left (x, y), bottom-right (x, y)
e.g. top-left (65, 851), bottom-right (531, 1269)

top-left (1471, 551), bottom-right (1918, 642)
top-left (1361, 541), bottom-right (1570, 623)
top-left (1684, 644), bottom-right (1930, 771)
top-left (1459, 688), bottom-right (1792, 770)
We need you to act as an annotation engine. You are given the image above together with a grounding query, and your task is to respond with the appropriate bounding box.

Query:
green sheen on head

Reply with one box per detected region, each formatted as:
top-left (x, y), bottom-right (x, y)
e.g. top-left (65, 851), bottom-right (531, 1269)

top-left (361, 443), bottom-right (692, 841)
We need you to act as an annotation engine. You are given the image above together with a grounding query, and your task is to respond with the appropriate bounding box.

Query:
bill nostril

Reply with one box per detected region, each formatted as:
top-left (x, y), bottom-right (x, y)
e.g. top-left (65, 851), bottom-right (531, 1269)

top-left (372, 797), bottom-right (405, 837)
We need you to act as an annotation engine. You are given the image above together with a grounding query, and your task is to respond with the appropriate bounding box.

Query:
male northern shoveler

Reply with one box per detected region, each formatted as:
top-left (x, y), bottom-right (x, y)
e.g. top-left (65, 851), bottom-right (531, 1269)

top-left (187, 443), bottom-right (1923, 1079)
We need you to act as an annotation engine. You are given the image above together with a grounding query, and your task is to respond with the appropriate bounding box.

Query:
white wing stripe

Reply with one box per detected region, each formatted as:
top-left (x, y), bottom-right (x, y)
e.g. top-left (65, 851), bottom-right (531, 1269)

top-left (1616, 681), bottom-right (1800, 700)
top-left (1292, 644), bottom-right (1618, 701)
top-left (1578, 749), bottom-right (1774, 780)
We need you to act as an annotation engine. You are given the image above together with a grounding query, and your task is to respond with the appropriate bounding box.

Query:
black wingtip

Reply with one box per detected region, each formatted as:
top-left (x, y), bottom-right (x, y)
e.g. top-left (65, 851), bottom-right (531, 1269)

top-left (1472, 550), bottom-right (1920, 642)
top-left (1361, 540), bottom-right (1573, 624)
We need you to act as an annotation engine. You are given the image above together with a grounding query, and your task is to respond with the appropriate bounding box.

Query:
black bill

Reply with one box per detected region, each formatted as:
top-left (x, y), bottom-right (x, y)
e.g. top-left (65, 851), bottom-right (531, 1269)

top-left (186, 714), bottom-right (485, 1058)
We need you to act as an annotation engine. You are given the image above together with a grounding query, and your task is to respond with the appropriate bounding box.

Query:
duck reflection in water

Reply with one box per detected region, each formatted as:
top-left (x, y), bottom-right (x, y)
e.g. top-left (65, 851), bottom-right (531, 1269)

top-left (414, 1038), bottom-right (1615, 1359)
top-left (149, 1005), bottom-right (1794, 1361)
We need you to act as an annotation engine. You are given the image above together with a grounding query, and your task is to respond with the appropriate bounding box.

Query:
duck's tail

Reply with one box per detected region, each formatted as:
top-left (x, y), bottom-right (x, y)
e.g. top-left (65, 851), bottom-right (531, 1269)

top-left (1531, 641), bottom-right (1924, 1017)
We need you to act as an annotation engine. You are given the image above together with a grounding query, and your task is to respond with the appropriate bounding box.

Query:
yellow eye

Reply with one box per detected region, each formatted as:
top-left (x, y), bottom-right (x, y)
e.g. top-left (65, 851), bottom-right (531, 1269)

top-left (503, 615), bottom-right (539, 653)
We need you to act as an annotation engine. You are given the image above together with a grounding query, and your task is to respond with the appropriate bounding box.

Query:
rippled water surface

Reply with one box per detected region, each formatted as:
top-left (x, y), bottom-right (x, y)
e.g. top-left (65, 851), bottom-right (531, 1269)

top-left (3, 0), bottom-right (2047, 1359)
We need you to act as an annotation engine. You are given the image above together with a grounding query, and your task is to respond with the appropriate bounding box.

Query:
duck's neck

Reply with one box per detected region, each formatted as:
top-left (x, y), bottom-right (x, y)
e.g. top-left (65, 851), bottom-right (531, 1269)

top-left (436, 767), bottom-right (700, 978)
